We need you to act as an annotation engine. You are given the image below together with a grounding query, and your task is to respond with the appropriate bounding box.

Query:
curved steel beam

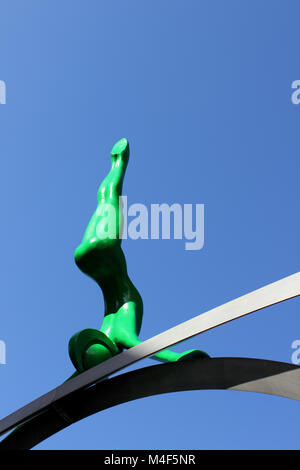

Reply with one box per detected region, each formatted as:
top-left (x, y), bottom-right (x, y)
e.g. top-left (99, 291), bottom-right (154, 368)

top-left (1, 357), bottom-right (300, 450)
top-left (1, 272), bottom-right (299, 439)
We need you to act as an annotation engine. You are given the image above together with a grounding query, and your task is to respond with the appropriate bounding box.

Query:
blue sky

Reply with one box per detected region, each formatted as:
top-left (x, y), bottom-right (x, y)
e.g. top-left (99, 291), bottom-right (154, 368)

top-left (1, 0), bottom-right (300, 449)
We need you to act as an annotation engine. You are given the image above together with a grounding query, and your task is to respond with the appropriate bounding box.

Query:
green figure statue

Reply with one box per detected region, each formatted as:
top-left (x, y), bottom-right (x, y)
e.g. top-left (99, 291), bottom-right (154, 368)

top-left (69, 138), bottom-right (209, 374)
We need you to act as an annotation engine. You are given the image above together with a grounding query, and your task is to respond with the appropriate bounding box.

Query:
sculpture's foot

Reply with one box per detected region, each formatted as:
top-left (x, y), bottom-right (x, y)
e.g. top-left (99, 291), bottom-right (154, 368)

top-left (68, 328), bottom-right (120, 373)
top-left (101, 310), bottom-right (211, 364)
top-left (100, 305), bottom-right (210, 363)
top-left (96, 137), bottom-right (129, 203)
top-left (176, 349), bottom-right (210, 361)
top-left (110, 137), bottom-right (129, 166)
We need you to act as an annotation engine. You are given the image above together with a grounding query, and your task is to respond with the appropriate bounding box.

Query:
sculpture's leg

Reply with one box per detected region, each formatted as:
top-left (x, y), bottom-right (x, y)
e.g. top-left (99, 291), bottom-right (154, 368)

top-left (71, 138), bottom-right (144, 371)
top-left (74, 137), bottom-right (129, 261)
top-left (70, 138), bottom-right (209, 373)
top-left (100, 301), bottom-right (209, 362)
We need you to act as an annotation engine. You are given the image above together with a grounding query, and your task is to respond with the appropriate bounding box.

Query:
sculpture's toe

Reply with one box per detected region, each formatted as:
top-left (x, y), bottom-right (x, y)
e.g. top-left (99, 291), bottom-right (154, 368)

top-left (177, 349), bottom-right (210, 362)
top-left (111, 138), bottom-right (129, 158)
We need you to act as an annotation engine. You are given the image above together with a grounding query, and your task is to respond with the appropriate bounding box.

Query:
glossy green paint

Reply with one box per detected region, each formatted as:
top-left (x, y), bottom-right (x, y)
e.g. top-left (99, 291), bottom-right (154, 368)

top-left (69, 138), bottom-right (209, 374)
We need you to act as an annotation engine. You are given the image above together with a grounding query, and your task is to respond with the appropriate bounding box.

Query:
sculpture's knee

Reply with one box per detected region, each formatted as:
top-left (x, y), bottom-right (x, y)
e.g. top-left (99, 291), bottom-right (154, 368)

top-left (74, 239), bottom-right (120, 281)
top-left (68, 328), bottom-right (120, 373)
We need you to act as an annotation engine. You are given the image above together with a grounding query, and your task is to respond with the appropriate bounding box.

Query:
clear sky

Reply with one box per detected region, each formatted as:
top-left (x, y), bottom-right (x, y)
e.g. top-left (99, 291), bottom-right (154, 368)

top-left (1, 0), bottom-right (300, 450)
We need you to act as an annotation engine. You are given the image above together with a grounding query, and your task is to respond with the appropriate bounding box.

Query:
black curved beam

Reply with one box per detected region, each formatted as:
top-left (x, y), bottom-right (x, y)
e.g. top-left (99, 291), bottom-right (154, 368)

top-left (1, 357), bottom-right (300, 450)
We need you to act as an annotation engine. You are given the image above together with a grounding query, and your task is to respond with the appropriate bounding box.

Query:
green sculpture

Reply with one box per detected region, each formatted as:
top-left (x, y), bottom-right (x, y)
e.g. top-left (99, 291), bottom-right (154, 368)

top-left (69, 138), bottom-right (209, 374)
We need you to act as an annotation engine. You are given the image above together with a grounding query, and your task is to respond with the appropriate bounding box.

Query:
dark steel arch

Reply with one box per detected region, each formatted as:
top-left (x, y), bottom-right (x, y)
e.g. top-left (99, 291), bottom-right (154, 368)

top-left (1, 357), bottom-right (300, 450)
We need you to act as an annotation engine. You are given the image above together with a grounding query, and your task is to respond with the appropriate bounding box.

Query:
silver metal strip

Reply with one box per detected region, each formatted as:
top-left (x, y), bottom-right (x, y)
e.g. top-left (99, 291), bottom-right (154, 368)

top-left (0, 271), bottom-right (299, 436)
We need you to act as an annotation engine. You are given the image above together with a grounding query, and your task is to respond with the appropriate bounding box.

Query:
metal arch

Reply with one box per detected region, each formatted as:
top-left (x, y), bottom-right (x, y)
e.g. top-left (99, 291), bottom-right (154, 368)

top-left (1, 357), bottom-right (300, 449)
top-left (1, 271), bottom-right (299, 440)
top-left (0, 271), bottom-right (299, 448)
